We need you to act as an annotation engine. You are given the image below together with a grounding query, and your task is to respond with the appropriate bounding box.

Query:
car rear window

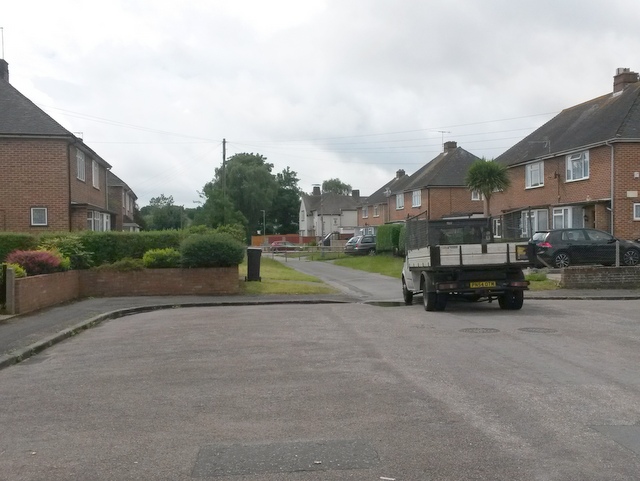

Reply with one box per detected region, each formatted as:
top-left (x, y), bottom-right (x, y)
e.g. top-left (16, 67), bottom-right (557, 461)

top-left (532, 232), bottom-right (548, 242)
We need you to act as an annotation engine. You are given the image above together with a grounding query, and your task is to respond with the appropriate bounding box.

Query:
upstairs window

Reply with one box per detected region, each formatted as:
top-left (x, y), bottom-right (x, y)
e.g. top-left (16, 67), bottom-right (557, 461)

top-left (396, 193), bottom-right (404, 210)
top-left (525, 161), bottom-right (544, 188)
top-left (373, 205), bottom-right (379, 217)
top-left (471, 190), bottom-right (483, 201)
top-left (566, 151), bottom-right (589, 181)
top-left (31, 207), bottom-right (48, 226)
top-left (362, 206), bottom-right (368, 218)
top-left (76, 151), bottom-right (85, 181)
top-left (412, 190), bottom-right (421, 207)
top-left (92, 160), bottom-right (100, 189)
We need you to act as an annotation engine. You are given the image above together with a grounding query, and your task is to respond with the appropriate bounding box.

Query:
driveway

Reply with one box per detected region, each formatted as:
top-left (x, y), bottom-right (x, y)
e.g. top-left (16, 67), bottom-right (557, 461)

top-left (2, 300), bottom-right (640, 479)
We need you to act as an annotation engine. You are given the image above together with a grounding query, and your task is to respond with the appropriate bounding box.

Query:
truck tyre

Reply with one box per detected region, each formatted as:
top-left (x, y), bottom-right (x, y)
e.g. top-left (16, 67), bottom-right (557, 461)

top-left (402, 277), bottom-right (413, 305)
top-left (498, 290), bottom-right (524, 310)
top-left (422, 274), bottom-right (447, 311)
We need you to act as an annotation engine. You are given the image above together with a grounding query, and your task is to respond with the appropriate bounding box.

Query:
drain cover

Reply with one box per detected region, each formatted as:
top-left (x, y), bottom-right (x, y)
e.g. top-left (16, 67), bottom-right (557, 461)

top-left (459, 328), bottom-right (500, 334)
top-left (192, 440), bottom-right (379, 477)
top-left (518, 327), bottom-right (558, 333)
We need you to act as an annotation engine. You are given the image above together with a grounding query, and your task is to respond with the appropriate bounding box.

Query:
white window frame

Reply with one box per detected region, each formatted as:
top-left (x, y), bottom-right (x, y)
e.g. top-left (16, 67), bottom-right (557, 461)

top-left (634, 203), bottom-right (640, 220)
top-left (373, 205), bottom-right (379, 217)
top-left (525, 161), bottom-right (544, 189)
top-left (565, 151), bottom-right (589, 182)
top-left (76, 150), bottom-right (85, 181)
top-left (396, 193), bottom-right (404, 210)
top-left (471, 190), bottom-right (482, 201)
top-left (30, 207), bottom-right (48, 226)
top-left (521, 209), bottom-right (549, 237)
top-left (92, 160), bottom-right (100, 189)
top-left (362, 206), bottom-right (368, 218)
top-left (493, 217), bottom-right (502, 238)
top-left (412, 190), bottom-right (421, 207)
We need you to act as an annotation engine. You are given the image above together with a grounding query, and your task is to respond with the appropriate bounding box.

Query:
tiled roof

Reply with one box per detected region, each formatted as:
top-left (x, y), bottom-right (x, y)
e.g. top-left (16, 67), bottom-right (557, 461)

top-left (365, 173), bottom-right (413, 205)
top-left (0, 78), bottom-right (72, 136)
top-left (403, 146), bottom-right (481, 190)
top-left (496, 83), bottom-right (640, 166)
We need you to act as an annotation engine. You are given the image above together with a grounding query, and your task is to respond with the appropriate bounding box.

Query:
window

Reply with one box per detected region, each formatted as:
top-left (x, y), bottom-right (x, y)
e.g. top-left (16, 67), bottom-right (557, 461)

top-left (521, 209), bottom-right (549, 237)
top-left (396, 193), bottom-right (404, 210)
top-left (552, 206), bottom-right (584, 229)
top-left (76, 150), bottom-right (85, 181)
top-left (92, 160), bottom-right (100, 189)
top-left (525, 161), bottom-right (544, 188)
top-left (373, 205), bottom-right (379, 217)
top-left (30, 207), bottom-right (48, 226)
top-left (471, 190), bottom-right (482, 201)
top-left (493, 217), bottom-right (502, 238)
top-left (362, 206), bottom-right (368, 218)
top-left (87, 211), bottom-right (110, 231)
top-left (412, 190), bottom-right (421, 207)
top-left (566, 151), bottom-right (589, 181)
top-left (635, 203), bottom-right (640, 220)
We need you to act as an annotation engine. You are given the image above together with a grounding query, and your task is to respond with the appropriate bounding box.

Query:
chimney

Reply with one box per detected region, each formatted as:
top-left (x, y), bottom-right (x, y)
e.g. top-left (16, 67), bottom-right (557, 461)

top-left (352, 189), bottom-right (360, 200)
top-left (444, 141), bottom-right (457, 152)
top-left (396, 169), bottom-right (405, 179)
top-left (0, 59), bottom-right (8, 82)
top-left (613, 68), bottom-right (639, 93)
top-left (312, 185), bottom-right (321, 196)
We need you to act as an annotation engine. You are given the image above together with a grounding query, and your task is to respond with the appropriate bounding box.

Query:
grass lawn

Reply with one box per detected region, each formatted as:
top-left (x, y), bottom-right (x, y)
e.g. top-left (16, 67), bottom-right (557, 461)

top-left (238, 257), bottom-right (338, 295)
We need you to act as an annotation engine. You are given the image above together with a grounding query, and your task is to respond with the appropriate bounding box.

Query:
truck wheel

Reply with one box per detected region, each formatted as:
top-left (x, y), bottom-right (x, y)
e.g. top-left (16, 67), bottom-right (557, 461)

top-left (498, 290), bottom-right (524, 310)
top-left (424, 292), bottom-right (437, 311)
top-left (402, 278), bottom-right (413, 305)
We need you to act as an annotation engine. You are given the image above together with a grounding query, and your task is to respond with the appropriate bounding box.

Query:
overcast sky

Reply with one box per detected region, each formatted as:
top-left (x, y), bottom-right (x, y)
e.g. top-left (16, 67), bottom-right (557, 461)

top-left (3, 1), bottom-right (640, 207)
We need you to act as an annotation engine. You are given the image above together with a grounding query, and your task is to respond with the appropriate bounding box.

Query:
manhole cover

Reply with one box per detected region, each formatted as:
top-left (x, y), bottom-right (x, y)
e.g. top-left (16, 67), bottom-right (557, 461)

top-left (518, 327), bottom-right (558, 333)
top-left (459, 328), bottom-right (500, 334)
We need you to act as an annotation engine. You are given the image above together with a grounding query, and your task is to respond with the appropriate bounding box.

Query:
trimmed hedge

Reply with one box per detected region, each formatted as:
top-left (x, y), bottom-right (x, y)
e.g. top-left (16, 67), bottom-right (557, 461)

top-left (180, 233), bottom-right (245, 268)
top-left (376, 223), bottom-right (403, 254)
top-left (0, 234), bottom-right (39, 262)
top-left (79, 231), bottom-right (184, 265)
top-left (397, 224), bottom-right (406, 256)
top-left (143, 248), bottom-right (182, 268)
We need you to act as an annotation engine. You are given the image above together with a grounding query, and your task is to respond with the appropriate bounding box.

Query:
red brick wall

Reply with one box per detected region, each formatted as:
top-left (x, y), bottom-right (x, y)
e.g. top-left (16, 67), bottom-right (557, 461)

top-left (0, 139), bottom-right (71, 232)
top-left (429, 187), bottom-right (482, 219)
top-left (69, 145), bottom-right (109, 209)
top-left (10, 267), bottom-right (240, 315)
top-left (612, 144), bottom-right (640, 239)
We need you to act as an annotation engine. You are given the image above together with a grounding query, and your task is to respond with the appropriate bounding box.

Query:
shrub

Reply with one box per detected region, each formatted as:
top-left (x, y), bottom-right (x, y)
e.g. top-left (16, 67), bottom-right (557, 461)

top-left (376, 224), bottom-right (403, 254)
top-left (5, 250), bottom-right (67, 276)
top-left (397, 224), bottom-right (406, 257)
top-left (0, 263), bottom-right (27, 281)
top-left (143, 248), bottom-right (181, 268)
top-left (180, 233), bottom-right (245, 268)
top-left (92, 257), bottom-right (145, 272)
top-left (212, 224), bottom-right (246, 244)
top-left (38, 235), bottom-right (94, 270)
top-left (0, 234), bottom-right (38, 262)
top-left (79, 231), bottom-right (184, 265)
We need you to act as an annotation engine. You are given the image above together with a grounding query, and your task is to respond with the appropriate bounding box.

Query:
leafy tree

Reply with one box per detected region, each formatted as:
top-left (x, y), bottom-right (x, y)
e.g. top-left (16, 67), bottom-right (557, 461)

top-left (465, 159), bottom-right (511, 217)
top-left (200, 153), bottom-right (278, 238)
top-left (272, 167), bottom-right (302, 234)
top-left (322, 178), bottom-right (352, 195)
top-left (140, 194), bottom-right (185, 230)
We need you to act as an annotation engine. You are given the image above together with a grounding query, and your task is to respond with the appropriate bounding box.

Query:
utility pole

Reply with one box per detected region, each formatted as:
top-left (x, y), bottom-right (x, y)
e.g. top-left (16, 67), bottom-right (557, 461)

top-left (222, 138), bottom-right (226, 225)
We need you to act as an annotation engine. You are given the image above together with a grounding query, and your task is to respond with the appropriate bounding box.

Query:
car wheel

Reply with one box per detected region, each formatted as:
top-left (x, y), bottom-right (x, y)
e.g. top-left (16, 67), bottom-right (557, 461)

top-left (498, 290), bottom-right (524, 310)
top-left (623, 248), bottom-right (640, 266)
top-left (553, 251), bottom-right (571, 268)
top-left (402, 277), bottom-right (413, 305)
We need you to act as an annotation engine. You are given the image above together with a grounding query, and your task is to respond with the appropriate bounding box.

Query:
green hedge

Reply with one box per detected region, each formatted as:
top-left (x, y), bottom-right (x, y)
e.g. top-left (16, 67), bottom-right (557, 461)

top-left (79, 231), bottom-right (185, 265)
top-left (0, 234), bottom-right (39, 262)
top-left (397, 224), bottom-right (406, 256)
top-left (376, 224), bottom-right (403, 254)
top-left (180, 233), bottom-right (245, 267)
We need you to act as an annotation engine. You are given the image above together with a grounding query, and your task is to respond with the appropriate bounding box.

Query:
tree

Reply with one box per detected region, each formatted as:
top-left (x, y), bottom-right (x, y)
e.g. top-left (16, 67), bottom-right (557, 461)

top-left (140, 194), bottom-right (185, 230)
top-left (200, 153), bottom-right (278, 238)
top-left (272, 167), bottom-right (302, 234)
top-left (322, 178), bottom-right (352, 195)
top-left (465, 159), bottom-right (511, 217)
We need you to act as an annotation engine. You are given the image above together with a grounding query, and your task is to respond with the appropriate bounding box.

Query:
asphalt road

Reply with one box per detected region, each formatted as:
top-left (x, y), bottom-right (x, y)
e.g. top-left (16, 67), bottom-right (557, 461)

top-left (2, 298), bottom-right (640, 480)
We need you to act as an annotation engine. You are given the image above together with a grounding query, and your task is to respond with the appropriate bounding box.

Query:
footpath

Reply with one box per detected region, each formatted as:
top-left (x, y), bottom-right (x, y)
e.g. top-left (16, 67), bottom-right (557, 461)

top-left (1, 288), bottom-right (640, 371)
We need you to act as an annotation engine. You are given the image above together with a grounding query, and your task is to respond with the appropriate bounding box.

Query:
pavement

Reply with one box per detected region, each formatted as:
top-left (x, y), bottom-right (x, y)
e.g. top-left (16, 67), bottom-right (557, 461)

top-left (2, 276), bottom-right (640, 371)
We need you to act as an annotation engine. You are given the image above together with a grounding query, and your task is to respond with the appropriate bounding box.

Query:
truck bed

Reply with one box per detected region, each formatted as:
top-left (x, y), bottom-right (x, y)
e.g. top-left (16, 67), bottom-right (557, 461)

top-left (407, 243), bottom-right (529, 270)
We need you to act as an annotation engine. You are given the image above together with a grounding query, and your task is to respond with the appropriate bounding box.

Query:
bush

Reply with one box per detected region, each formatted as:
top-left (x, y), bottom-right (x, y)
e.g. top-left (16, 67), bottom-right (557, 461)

top-left (92, 257), bottom-right (145, 272)
top-left (38, 235), bottom-right (94, 270)
top-left (397, 224), bottom-right (406, 257)
top-left (143, 248), bottom-right (181, 268)
top-left (79, 231), bottom-right (184, 265)
top-left (212, 224), bottom-right (246, 244)
top-left (0, 234), bottom-right (38, 262)
top-left (1, 263), bottom-right (27, 280)
top-left (5, 250), bottom-right (67, 276)
top-left (376, 224), bottom-right (403, 254)
top-left (180, 233), bottom-right (245, 268)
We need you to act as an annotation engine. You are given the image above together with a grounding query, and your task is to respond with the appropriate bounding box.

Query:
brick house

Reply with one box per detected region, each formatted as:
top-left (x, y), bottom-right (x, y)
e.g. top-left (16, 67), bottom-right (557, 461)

top-left (108, 171), bottom-right (140, 232)
top-left (492, 68), bottom-right (640, 241)
top-left (0, 59), bottom-right (131, 233)
top-left (356, 169), bottom-right (410, 233)
top-left (359, 141), bottom-right (482, 227)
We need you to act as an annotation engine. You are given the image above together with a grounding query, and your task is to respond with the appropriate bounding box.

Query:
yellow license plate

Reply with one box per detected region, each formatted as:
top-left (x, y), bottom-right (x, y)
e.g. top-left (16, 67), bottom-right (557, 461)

top-left (470, 281), bottom-right (496, 288)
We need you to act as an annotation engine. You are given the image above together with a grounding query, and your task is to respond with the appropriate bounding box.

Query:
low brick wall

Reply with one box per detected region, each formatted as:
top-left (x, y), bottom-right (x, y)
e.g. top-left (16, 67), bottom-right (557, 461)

top-left (7, 266), bottom-right (239, 315)
top-left (562, 266), bottom-right (640, 289)
top-left (12, 270), bottom-right (81, 315)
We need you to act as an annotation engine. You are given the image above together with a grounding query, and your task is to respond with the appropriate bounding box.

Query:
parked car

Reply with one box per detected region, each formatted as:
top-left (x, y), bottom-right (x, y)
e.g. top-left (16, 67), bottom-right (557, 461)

top-left (344, 235), bottom-right (377, 255)
top-left (529, 228), bottom-right (640, 268)
top-left (270, 241), bottom-right (302, 252)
